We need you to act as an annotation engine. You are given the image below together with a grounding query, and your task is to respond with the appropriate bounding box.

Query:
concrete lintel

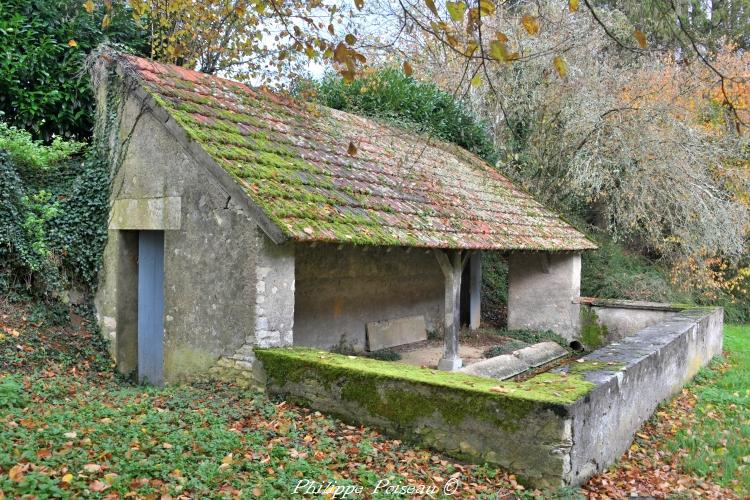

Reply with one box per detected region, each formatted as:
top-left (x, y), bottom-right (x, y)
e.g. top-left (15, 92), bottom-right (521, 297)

top-left (109, 197), bottom-right (181, 230)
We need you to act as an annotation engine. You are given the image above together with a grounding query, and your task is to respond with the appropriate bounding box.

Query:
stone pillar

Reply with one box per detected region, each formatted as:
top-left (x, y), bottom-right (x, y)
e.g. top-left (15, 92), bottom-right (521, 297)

top-left (254, 232), bottom-right (295, 348)
top-left (469, 252), bottom-right (481, 330)
top-left (435, 250), bottom-right (465, 371)
top-left (507, 252), bottom-right (581, 340)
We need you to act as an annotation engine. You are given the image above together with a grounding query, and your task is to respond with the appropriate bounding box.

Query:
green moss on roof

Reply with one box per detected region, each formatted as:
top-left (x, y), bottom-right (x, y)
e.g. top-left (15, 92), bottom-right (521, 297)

top-left (123, 54), bottom-right (596, 251)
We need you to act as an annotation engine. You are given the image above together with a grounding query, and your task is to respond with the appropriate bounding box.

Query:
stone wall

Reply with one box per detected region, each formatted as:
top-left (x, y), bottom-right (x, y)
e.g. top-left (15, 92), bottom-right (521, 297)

top-left (578, 297), bottom-right (680, 342)
top-left (294, 244), bottom-right (444, 351)
top-left (565, 306), bottom-right (723, 483)
top-left (507, 251), bottom-right (581, 340)
top-left (95, 86), bottom-right (262, 383)
top-left (255, 347), bottom-right (582, 487)
top-left (252, 306), bottom-right (723, 488)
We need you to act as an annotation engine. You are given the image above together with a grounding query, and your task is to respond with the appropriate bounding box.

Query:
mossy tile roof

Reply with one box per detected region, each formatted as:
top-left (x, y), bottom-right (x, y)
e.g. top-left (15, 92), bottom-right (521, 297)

top-left (122, 54), bottom-right (595, 251)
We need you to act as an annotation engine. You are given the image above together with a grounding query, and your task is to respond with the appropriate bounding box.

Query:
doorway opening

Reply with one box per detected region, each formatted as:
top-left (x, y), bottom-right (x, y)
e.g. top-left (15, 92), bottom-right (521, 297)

top-left (116, 230), bottom-right (165, 385)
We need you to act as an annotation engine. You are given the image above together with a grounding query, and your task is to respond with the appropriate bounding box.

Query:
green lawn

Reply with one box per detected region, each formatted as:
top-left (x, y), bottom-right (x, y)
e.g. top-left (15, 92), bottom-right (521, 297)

top-left (665, 324), bottom-right (750, 494)
top-left (1, 300), bottom-right (748, 498)
top-left (0, 303), bottom-right (520, 498)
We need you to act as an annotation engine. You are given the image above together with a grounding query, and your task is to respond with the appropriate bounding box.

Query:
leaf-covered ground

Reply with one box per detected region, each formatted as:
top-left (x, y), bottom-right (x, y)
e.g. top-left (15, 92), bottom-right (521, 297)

top-left (0, 301), bottom-right (747, 498)
top-left (582, 324), bottom-right (750, 498)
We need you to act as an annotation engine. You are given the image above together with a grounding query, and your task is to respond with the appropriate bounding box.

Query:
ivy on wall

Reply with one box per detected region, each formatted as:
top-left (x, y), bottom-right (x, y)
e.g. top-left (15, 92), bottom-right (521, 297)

top-left (0, 122), bottom-right (110, 300)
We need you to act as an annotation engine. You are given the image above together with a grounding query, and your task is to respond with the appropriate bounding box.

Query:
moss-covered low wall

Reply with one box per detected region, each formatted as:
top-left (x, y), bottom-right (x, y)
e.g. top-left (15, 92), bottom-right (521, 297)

top-left (255, 347), bottom-right (593, 487)
top-left (252, 307), bottom-right (723, 489)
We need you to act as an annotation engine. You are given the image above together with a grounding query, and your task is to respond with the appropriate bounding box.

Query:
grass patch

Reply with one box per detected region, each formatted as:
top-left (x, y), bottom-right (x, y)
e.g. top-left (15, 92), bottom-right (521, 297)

top-left (665, 324), bottom-right (750, 494)
top-left (0, 302), bottom-right (536, 498)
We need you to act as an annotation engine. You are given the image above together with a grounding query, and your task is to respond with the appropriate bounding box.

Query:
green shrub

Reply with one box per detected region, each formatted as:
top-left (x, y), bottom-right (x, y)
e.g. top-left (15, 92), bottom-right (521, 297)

top-left (0, 123), bottom-right (84, 168)
top-left (0, 121), bottom-right (110, 298)
top-left (312, 68), bottom-right (498, 164)
top-left (366, 349), bottom-right (401, 361)
top-left (0, 0), bottom-right (146, 141)
top-left (581, 236), bottom-right (691, 303)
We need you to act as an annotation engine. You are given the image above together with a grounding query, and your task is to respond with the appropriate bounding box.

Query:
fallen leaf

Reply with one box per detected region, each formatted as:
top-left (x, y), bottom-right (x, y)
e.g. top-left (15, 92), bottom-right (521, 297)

top-left (634, 30), bottom-right (648, 49)
top-left (83, 463), bottom-right (102, 474)
top-left (490, 386), bottom-right (510, 393)
top-left (553, 56), bottom-right (568, 78)
top-left (8, 464), bottom-right (24, 482)
top-left (521, 15), bottom-right (540, 35)
top-left (89, 479), bottom-right (110, 492)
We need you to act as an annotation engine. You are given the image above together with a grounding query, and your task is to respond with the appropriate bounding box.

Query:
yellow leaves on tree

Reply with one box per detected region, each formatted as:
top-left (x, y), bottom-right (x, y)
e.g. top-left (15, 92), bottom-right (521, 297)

top-left (446, 1), bottom-right (466, 22)
top-left (87, 0), bottom-right (365, 83)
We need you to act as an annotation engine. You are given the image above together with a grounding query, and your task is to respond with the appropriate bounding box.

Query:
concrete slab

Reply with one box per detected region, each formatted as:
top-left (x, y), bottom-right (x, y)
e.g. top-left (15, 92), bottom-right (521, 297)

top-left (514, 341), bottom-right (568, 367)
top-left (366, 315), bottom-right (427, 351)
top-left (460, 354), bottom-right (529, 380)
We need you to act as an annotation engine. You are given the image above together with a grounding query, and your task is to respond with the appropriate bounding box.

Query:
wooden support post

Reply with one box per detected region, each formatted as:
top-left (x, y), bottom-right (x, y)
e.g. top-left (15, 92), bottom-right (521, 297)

top-left (434, 249), bottom-right (469, 371)
top-left (469, 251), bottom-right (481, 330)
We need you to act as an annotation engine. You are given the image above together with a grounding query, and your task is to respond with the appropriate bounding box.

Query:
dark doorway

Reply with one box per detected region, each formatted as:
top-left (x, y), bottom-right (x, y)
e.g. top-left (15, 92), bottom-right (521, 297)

top-left (460, 263), bottom-right (470, 327)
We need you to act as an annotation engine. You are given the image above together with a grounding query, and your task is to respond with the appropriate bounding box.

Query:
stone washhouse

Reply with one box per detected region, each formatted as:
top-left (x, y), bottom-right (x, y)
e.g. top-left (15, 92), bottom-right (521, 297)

top-left (92, 52), bottom-right (596, 385)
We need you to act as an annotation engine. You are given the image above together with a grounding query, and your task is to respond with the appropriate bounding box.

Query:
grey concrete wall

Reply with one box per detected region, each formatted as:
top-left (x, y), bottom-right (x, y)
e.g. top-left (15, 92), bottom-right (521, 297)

top-left (257, 348), bottom-right (573, 488)
top-left (95, 88), bottom-right (261, 383)
top-left (254, 306), bottom-right (723, 488)
top-left (565, 307), bottom-right (723, 484)
top-left (591, 306), bottom-right (676, 342)
top-left (507, 252), bottom-right (581, 340)
top-left (294, 244), bottom-right (444, 351)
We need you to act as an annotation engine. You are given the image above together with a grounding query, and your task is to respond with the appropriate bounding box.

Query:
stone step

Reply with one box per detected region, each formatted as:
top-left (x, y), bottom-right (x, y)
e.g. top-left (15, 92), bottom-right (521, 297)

top-left (460, 341), bottom-right (568, 380)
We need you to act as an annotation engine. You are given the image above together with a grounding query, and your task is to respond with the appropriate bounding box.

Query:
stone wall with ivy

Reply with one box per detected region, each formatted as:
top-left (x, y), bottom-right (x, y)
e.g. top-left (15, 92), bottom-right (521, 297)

top-left (0, 122), bottom-right (109, 304)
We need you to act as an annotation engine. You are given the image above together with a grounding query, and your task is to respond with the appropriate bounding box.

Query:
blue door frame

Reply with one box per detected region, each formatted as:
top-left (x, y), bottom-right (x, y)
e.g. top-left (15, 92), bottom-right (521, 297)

top-left (137, 231), bottom-right (165, 385)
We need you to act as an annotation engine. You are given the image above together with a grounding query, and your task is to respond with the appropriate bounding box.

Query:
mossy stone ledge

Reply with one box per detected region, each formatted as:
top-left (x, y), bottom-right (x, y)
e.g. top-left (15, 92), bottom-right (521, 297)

top-left (254, 347), bottom-right (595, 487)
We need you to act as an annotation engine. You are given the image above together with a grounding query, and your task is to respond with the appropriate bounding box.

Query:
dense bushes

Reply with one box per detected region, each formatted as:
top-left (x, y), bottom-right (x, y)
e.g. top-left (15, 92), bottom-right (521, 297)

top-left (0, 123), bottom-right (109, 300)
top-left (313, 68), bottom-right (498, 164)
top-left (581, 237), bottom-right (690, 303)
top-left (0, 0), bottom-right (146, 141)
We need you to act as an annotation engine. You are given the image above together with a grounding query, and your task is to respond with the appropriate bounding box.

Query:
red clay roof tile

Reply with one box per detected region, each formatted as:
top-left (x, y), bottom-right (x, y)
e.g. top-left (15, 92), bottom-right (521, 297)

top-left (120, 54), bottom-right (595, 251)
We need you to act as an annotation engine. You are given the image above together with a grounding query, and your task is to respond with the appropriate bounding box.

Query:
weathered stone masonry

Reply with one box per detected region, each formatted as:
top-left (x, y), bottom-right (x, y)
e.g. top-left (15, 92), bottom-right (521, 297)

top-left (254, 306), bottom-right (723, 488)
